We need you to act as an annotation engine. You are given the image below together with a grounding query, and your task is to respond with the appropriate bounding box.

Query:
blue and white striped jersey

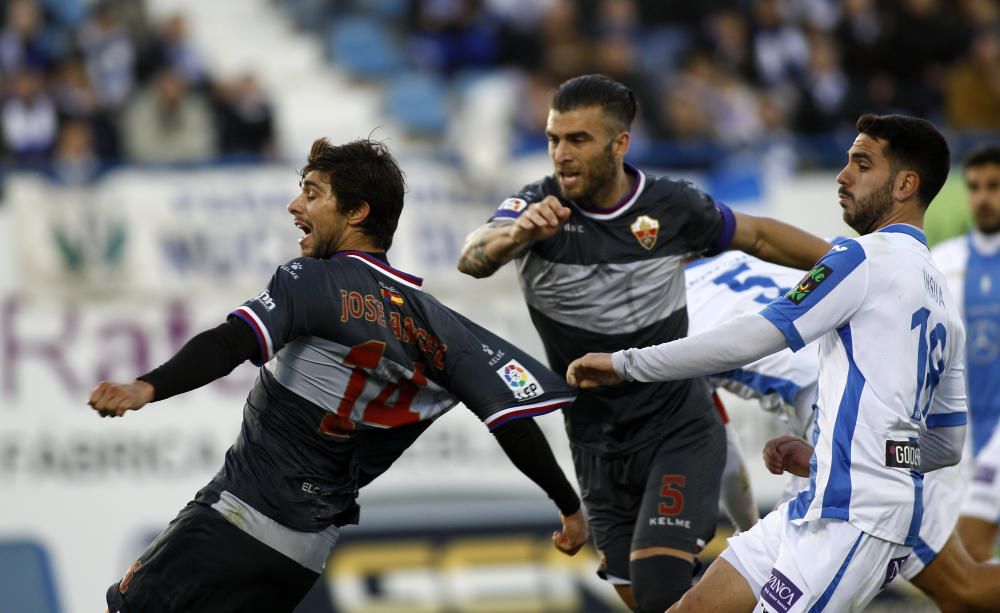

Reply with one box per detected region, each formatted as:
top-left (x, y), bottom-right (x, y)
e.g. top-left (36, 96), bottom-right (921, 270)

top-left (759, 224), bottom-right (967, 546)
top-left (686, 251), bottom-right (818, 432)
top-left (932, 231), bottom-right (1000, 457)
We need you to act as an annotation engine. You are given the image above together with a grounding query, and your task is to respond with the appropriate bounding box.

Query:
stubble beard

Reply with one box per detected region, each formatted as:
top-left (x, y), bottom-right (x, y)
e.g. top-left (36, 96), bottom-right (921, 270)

top-left (558, 141), bottom-right (617, 204)
top-left (844, 179), bottom-right (894, 235)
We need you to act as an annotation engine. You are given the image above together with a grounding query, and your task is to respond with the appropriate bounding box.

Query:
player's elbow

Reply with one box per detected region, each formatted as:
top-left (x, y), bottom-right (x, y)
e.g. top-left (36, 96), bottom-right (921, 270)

top-left (456, 256), bottom-right (493, 279)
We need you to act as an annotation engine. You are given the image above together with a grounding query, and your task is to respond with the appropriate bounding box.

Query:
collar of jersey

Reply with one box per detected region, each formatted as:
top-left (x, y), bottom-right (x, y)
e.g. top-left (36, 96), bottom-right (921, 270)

top-left (878, 223), bottom-right (927, 247)
top-left (970, 229), bottom-right (1000, 256)
top-left (570, 163), bottom-right (646, 220)
top-left (330, 250), bottom-right (424, 289)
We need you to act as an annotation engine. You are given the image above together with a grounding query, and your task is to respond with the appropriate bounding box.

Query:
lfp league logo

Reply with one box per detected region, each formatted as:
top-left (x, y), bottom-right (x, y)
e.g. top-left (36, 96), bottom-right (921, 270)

top-left (496, 359), bottom-right (544, 401)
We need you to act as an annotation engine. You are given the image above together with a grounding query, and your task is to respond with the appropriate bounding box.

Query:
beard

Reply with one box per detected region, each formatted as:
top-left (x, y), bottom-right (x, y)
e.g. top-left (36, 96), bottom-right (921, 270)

top-left (558, 141), bottom-right (617, 203)
top-left (843, 179), bottom-right (894, 235)
top-left (974, 206), bottom-right (1000, 235)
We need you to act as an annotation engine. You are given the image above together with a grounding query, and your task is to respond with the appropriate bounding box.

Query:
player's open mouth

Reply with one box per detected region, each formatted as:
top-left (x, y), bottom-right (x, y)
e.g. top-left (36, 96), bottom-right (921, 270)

top-left (294, 220), bottom-right (312, 244)
top-left (558, 172), bottom-right (581, 187)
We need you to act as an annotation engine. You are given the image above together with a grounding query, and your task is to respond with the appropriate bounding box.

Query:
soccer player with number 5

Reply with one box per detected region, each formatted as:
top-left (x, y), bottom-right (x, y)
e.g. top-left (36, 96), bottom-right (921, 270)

top-left (568, 114), bottom-right (968, 612)
top-left (89, 137), bottom-right (588, 612)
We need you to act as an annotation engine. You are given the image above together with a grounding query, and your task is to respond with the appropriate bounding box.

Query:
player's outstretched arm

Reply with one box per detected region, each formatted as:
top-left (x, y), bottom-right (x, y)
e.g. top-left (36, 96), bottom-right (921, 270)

top-left (457, 196), bottom-right (570, 278)
top-left (491, 418), bottom-right (588, 555)
top-left (88, 380), bottom-right (154, 417)
top-left (86, 318), bottom-right (259, 418)
top-left (730, 212), bottom-right (831, 271)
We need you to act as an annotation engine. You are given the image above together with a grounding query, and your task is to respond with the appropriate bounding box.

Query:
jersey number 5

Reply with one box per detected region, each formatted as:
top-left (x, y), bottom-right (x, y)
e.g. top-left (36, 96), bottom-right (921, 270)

top-left (318, 340), bottom-right (427, 438)
top-left (911, 307), bottom-right (947, 421)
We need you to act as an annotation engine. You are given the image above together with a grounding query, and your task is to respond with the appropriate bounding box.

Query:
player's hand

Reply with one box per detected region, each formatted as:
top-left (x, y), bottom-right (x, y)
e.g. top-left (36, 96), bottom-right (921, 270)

top-left (763, 435), bottom-right (813, 478)
top-left (88, 380), bottom-right (154, 418)
top-left (552, 508), bottom-right (588, 556)
top-left (566, 353), bottom-right (622, 389)
top-left (509, 196), bottom-right (571, 244)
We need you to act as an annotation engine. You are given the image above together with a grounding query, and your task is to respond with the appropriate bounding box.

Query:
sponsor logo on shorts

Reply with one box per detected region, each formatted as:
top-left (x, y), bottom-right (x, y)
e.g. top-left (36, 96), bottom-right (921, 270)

top-left (496, 359), bottom-right (544, 400)
top-left (761, 568), bottom-right (803, 613)
top-left (885, 440), bottom-right (921, 469)
top-left (786, 264), bottom-right (832, 304)
top-left (881, 554), bottom-right (910, 589)
top-left (973, 465), bottom-right (997, 485)
top-left (119, 560), bottom-right (142, 594)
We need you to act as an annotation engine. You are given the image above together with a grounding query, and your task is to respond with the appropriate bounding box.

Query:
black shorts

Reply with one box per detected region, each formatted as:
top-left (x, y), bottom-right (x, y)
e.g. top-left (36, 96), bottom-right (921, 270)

top-left (106, 501), bottom-right (319, 613)
top-left (572, 409), bottom-right (725, 584)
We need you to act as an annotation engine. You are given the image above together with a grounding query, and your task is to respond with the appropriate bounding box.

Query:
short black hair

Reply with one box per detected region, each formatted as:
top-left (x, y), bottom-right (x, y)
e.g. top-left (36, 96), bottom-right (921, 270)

top-left (551, 74), bottom-right (637, 131)
top-left (964, 144), bottom-right (1000, 170)
top-left (855, 113), bottom-right (950, 207)
top-left (300, 137), bottom-right (406, 251)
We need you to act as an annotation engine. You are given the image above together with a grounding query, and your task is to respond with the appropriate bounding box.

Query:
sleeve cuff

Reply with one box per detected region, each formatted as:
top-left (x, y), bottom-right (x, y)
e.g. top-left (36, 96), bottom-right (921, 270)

top-left (704, 202), bottom-right (736, 256)
top-left (611, 351), bottom-right (633, 381)
top-left (926, 412), bottom-right (968, 428)
top-left (759, 305), bottom-right (806, 352)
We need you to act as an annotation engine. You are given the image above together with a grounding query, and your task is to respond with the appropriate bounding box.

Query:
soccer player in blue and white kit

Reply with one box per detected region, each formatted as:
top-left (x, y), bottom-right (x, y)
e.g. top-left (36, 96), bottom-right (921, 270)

top-left (932, 144), bottom-right (1000, 563)
top-left (568, 114), bottom-right (967, 612)
top-left (693, 249), bottom-right (1000, 611)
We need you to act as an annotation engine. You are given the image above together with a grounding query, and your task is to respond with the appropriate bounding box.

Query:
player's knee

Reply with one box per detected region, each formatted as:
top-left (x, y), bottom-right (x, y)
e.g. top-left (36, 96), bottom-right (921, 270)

top-left (630, 555), bottom-right (693, 612)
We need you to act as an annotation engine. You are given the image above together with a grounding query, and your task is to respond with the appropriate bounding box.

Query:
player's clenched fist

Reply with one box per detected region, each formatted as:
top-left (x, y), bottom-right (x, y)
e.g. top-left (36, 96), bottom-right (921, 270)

top-left (762, 434), bottom-right (813, 478)
top-left (566, 352), bottom-right (622, 389)
top-left (88, 380), bottom-right (155, 417)
top-left (508, 195), bottom-right (571, 244)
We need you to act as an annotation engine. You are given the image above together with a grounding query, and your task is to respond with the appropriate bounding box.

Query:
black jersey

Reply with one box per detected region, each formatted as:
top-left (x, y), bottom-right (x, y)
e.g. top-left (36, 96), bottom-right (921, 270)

top-left (197, 251), bottom-right (576, 532)
top-left (492, 164), bottom-right (735, 454)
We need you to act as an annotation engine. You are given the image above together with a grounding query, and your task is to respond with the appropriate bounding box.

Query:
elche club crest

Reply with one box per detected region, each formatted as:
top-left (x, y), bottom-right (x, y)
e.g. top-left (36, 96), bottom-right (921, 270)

top-left (629, 215), bottom-right (660, 250)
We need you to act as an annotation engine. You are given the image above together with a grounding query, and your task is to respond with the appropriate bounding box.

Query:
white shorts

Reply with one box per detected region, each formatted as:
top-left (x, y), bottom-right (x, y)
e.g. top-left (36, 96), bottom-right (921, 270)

top-left (900, 464), bottom-right (964, 580)
top-left (721, 500), bottom-right (911, 612)
top-left (961, 428), bottom-right (1000, 523)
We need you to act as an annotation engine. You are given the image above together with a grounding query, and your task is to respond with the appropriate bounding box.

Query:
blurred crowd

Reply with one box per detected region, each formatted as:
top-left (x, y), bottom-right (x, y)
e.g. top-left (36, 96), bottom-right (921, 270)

top-left (0, 0), bottom-right (276, 178)
top-left (287, 0), bottom-right (1000, 168)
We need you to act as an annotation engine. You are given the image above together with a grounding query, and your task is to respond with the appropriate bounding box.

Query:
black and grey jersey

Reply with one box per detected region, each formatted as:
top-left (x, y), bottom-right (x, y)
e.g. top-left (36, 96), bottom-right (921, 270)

top-left (492, 164), bottom-right (736, 454)
top-left (198, 251), bottom-right (576, 532)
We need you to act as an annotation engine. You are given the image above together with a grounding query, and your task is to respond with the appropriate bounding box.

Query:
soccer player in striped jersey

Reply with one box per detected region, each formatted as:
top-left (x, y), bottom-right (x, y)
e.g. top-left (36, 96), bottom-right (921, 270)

top-left (89, 138), bottom-right (587, 612)
top-left (569, 114), bottom-right (967, 612)
top-left (931, 144), bottom-right (1000, 563)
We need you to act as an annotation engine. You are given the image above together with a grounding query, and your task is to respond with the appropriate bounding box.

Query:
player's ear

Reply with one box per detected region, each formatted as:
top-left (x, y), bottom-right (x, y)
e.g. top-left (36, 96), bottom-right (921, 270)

top-left (894, 170), bottom-right (920, 204)
top-left (612, 130), bottom-right (630, 161)
top-left (347, 201), bottom-right (371, 226)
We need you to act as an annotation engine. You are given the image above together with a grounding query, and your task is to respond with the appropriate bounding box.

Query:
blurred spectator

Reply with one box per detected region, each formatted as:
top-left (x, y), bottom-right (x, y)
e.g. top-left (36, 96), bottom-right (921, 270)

top-left (833, 0), bottom-right (883, 83)
top-left (140, 12), bottom-right (207, 88)
top-left (880, 0), bottom-right (966, 116)
top-left (49, 118), bottom-right (105, 184)
top-left (2, 66), bottom-right (57, 164)
top-left (794, 32), bottom-right (851, 134)
top-left (51, 56), bottom-right (120, 159)
top-left (214, 73), bottom-right (276, 160)
top-left (408, 0), bottom-right (500, 76)
top-left (123, 69), bottom-right (215, 163)
top-left (0, 0), bottom-right (60, 73)
top-left (538, 0), bottom-right (590, 82)
top-left (946, 28), bottom-right (1000, 130)
top-left (750, 0), bottom-right (808, 88)
top-left (703, 8), bottom-right (754, 81)
top-left (78, 1), bottom-right (136, 109)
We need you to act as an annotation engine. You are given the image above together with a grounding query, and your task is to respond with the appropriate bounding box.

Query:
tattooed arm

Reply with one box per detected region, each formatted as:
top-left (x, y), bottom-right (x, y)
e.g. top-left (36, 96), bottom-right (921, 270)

top-left (457, 196), bottom-right (571, 278)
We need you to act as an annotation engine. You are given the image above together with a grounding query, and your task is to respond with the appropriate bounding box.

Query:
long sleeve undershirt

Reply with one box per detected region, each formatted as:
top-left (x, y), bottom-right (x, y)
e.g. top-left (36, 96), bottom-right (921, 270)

top-left (137, 318), bottom-right (579, 515)
top-left (612, 314), bottom-right (788, 382)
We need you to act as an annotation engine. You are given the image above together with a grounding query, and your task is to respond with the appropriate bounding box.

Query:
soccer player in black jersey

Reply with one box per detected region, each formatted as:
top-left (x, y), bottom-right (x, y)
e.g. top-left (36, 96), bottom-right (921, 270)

top-left (457, 74), bottom-right (830, 612)
top-left (89, 137), bottom-right (588, 612)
